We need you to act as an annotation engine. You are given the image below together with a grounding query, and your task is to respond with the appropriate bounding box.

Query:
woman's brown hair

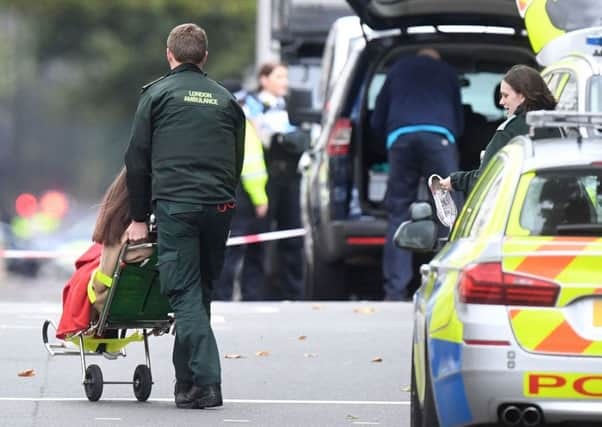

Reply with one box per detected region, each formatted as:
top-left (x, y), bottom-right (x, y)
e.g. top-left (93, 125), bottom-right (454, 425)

top-left (503, 64), bottom-right (557, 112)
top-left (92, 168), bottom-right (131, 246)
top-left (257, 61), bottom-right (286, 89)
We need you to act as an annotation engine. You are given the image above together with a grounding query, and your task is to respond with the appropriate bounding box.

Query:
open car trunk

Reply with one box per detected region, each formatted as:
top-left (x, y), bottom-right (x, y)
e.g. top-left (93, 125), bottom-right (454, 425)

top-left (346, 0), bottom-right (524, 30)
top-left (354, 36), bottom-right (537, 215)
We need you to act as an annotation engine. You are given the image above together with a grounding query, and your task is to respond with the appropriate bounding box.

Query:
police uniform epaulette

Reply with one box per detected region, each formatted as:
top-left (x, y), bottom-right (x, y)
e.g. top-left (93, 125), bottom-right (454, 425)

top-left (496, 114), bottom-right (516, 131)
top-left (141, 75), bottom-right (166, 92)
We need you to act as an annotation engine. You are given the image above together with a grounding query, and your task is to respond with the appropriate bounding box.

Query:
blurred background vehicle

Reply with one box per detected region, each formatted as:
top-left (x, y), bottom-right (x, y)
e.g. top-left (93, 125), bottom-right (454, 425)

top-left (293, 0), bottom-right (535, 300)
top-left (268, 0), bottom-right (352, 108)
top-left (1, 189), bottom-right (97, 282)
top-left (38, 209), bottom-right (99, 280)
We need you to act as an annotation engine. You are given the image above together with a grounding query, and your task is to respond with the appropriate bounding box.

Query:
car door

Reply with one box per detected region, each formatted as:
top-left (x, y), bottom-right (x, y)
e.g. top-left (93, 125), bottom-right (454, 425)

top-left (415, 155), bottom-right (507, 339)
top-left (423, 147), bottom-right (525, 332)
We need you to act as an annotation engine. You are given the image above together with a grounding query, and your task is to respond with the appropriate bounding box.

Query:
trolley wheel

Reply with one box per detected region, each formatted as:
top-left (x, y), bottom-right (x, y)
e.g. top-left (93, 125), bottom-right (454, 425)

top-left (42, 320), bottom-right (51, 344)
top-left (133, 365), bottom-right (152, 402)
top-left (84, 364), bottom-right (103, 402)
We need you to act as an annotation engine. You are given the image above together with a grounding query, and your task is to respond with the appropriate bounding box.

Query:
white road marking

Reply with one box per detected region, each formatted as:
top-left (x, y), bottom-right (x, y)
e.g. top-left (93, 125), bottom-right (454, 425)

top-left (0, 325), bottom-right (40, 330)
top-left (95, 418), bottom-right (121, 421)
top-left (0, 303), bottom-right (61, 314)
top-left (352, 423), bottom-right (380, 425)
top-left (225, 399), bottom-right (406, 405)
top-left (223, 420), bottom-right (251, 423)
top-left (0, 397), bottom-right (408, 405)
top-left (18, 314), bottom-right (55, 320)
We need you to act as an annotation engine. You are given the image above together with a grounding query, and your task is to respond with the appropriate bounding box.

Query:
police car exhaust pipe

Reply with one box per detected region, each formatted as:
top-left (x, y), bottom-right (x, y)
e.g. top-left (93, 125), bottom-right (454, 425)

top-left (500, 405), bottom-right (522, 426)
top-left (521, 406), bottom-right (542, 426)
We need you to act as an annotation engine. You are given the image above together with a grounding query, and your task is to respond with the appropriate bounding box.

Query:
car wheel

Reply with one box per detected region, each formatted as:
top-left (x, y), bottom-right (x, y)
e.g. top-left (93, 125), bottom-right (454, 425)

top-left (410, 348), bottom-right (423, 427)
top-left (422, 345), bottom-right (440, 427)
top-left (304, 229), bottom-right (348, 300)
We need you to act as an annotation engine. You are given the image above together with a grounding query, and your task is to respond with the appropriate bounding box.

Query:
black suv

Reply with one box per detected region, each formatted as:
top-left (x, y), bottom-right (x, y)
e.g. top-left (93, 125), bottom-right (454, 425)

top-left (295, 0), bottom-right (538, 299)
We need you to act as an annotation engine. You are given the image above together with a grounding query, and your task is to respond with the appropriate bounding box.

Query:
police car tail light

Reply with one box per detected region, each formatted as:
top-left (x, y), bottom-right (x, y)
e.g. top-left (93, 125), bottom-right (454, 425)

top-left (326, 118), bottom-right (352, 156)
top-left (459, 262), bottom-right (559, 307)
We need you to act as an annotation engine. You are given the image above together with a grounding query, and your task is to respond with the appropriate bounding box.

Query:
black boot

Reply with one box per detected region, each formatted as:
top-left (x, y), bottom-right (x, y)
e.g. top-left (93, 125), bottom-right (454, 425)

top-left (174, 381), bottom-right (192, 406)
top-left (176, 383), bottom-right (222, 409)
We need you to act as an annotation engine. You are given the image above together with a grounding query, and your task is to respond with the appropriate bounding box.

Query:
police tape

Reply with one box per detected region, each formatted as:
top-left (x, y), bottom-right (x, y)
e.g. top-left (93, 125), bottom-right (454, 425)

top-left (226, 227), bottom-right (306, 246)
top-left (0, 228), bottom-right (307, 259)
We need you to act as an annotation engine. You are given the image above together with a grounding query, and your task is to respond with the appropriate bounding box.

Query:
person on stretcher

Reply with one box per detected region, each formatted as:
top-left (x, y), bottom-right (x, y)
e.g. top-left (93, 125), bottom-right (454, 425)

top-left (56, 168), bottom-right (152, 339)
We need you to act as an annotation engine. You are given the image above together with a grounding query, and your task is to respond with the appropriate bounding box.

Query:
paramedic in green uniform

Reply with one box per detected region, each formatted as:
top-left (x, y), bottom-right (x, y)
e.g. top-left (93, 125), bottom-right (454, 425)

top-left (124, 23), bottom-right (245, 409)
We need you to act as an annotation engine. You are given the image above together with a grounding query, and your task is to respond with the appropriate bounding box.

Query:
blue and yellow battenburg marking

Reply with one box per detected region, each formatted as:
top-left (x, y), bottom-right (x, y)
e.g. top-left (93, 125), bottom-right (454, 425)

top-left (425, 270), bottom-right (473, 427)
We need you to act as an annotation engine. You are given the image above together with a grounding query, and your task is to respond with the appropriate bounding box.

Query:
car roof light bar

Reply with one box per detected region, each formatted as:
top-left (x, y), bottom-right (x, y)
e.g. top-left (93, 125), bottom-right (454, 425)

top-left (526, 111), bottom-right (602, 129)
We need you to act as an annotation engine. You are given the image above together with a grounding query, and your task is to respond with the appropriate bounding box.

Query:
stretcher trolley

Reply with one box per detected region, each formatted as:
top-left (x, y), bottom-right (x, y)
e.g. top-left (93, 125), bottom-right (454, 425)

top-left (42, 243), bottom-right (174, 402)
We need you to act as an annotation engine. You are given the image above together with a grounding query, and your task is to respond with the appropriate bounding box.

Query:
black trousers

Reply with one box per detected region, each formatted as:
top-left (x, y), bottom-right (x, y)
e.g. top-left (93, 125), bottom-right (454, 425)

top-left (263, 173), bottom-right (304, 300)
top-left (155, 200), bottom-right (234, 386)
top-left (383, 132), bottom-right (459, 300)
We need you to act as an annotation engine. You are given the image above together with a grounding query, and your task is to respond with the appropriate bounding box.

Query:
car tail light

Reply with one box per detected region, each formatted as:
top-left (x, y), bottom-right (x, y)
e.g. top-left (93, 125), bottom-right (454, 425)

top-left (346, 237), bottom-right (385, 245)
top-left (458, 262), bottom-right (559, 306)
top-left (326, 118), bottom-right (352, 156)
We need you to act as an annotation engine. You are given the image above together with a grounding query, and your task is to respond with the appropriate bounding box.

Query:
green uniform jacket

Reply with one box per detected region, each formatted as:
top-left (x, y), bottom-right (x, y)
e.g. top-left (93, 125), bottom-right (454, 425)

top-left (125, 63), bottom-right (245, 221)
top-left (450, 109), bottom-right (560, 193)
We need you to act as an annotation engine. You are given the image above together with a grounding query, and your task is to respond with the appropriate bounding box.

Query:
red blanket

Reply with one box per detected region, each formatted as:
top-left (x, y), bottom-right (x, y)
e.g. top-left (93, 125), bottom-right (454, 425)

top-left (56, 243), bottom-right (102, 339)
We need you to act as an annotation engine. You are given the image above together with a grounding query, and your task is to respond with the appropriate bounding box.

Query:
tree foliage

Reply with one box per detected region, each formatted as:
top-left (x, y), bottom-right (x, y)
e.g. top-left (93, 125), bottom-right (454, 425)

top-left (0, 1), bottom-right (256, 209)
top-left (5, 0), bottom-right (256, 117)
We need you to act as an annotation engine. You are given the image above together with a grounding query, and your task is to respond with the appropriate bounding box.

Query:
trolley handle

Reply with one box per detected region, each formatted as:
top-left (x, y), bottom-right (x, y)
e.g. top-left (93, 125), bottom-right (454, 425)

top-left (126, 242), bottom-right (156, 251)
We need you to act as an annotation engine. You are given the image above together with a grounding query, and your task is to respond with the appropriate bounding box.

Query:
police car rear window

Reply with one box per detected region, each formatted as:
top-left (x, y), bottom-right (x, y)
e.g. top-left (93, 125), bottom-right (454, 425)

top-left (520, 170), bottom-right (602, 236)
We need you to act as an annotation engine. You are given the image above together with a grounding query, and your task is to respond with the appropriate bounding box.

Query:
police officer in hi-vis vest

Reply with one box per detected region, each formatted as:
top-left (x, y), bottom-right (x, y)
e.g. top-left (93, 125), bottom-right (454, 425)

top-left (125, 23), bottom-right (245, 409)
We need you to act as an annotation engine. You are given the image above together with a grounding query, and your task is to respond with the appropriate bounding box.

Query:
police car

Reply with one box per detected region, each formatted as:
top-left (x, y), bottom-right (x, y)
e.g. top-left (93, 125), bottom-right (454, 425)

top-left (396, 111), bottom-right (602, 427)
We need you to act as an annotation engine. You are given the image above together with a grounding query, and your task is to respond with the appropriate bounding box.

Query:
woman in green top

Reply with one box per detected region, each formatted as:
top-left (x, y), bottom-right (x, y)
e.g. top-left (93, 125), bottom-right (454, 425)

top-left (440, 64), bottom-right (558, 193)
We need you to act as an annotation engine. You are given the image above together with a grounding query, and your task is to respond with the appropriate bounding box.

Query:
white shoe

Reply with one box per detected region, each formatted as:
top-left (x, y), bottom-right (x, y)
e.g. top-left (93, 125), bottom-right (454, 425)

top-left (428, 174), bottom-right (457, 228)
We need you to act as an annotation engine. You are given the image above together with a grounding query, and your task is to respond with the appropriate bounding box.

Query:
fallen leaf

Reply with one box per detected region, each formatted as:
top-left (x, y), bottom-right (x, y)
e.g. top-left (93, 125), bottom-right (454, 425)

top-left (304, 353), bottom-right (318, 358)
top-left (298, 335), bottom-right (307, 340)
top-left (346, 414), bottom-right (359, 420)
top-left (401, 385), bottom-right (411, 392)
top-left (353, 306), bottom-right (375, 314)
top-left (224, 354), bottom-right (242, 359)
top-left (17, 369), bottom-right (36, 377)
top-left (255, 351), bottom-right (270, 357)
top-left (371, 357), bottom-right (383, 363)
top-left (311, 304), bottom-right (322, 310)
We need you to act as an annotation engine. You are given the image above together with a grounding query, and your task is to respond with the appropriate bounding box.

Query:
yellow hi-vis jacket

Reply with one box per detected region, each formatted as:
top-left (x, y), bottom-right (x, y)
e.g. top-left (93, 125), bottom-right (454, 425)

top-left (241, 120), bottom-right (268, 206)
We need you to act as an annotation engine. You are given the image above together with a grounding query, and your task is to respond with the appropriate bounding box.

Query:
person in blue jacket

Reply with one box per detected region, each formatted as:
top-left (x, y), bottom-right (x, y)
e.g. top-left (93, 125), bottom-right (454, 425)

top-left (244, 62), bottom-right (308, 300)
top-left (371, 48), bottom-right (464, 301)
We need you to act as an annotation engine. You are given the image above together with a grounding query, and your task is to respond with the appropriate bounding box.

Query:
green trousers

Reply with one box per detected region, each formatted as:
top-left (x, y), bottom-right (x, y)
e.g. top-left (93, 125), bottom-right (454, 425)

top-left (155, 200), bottom-right (234, 386)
